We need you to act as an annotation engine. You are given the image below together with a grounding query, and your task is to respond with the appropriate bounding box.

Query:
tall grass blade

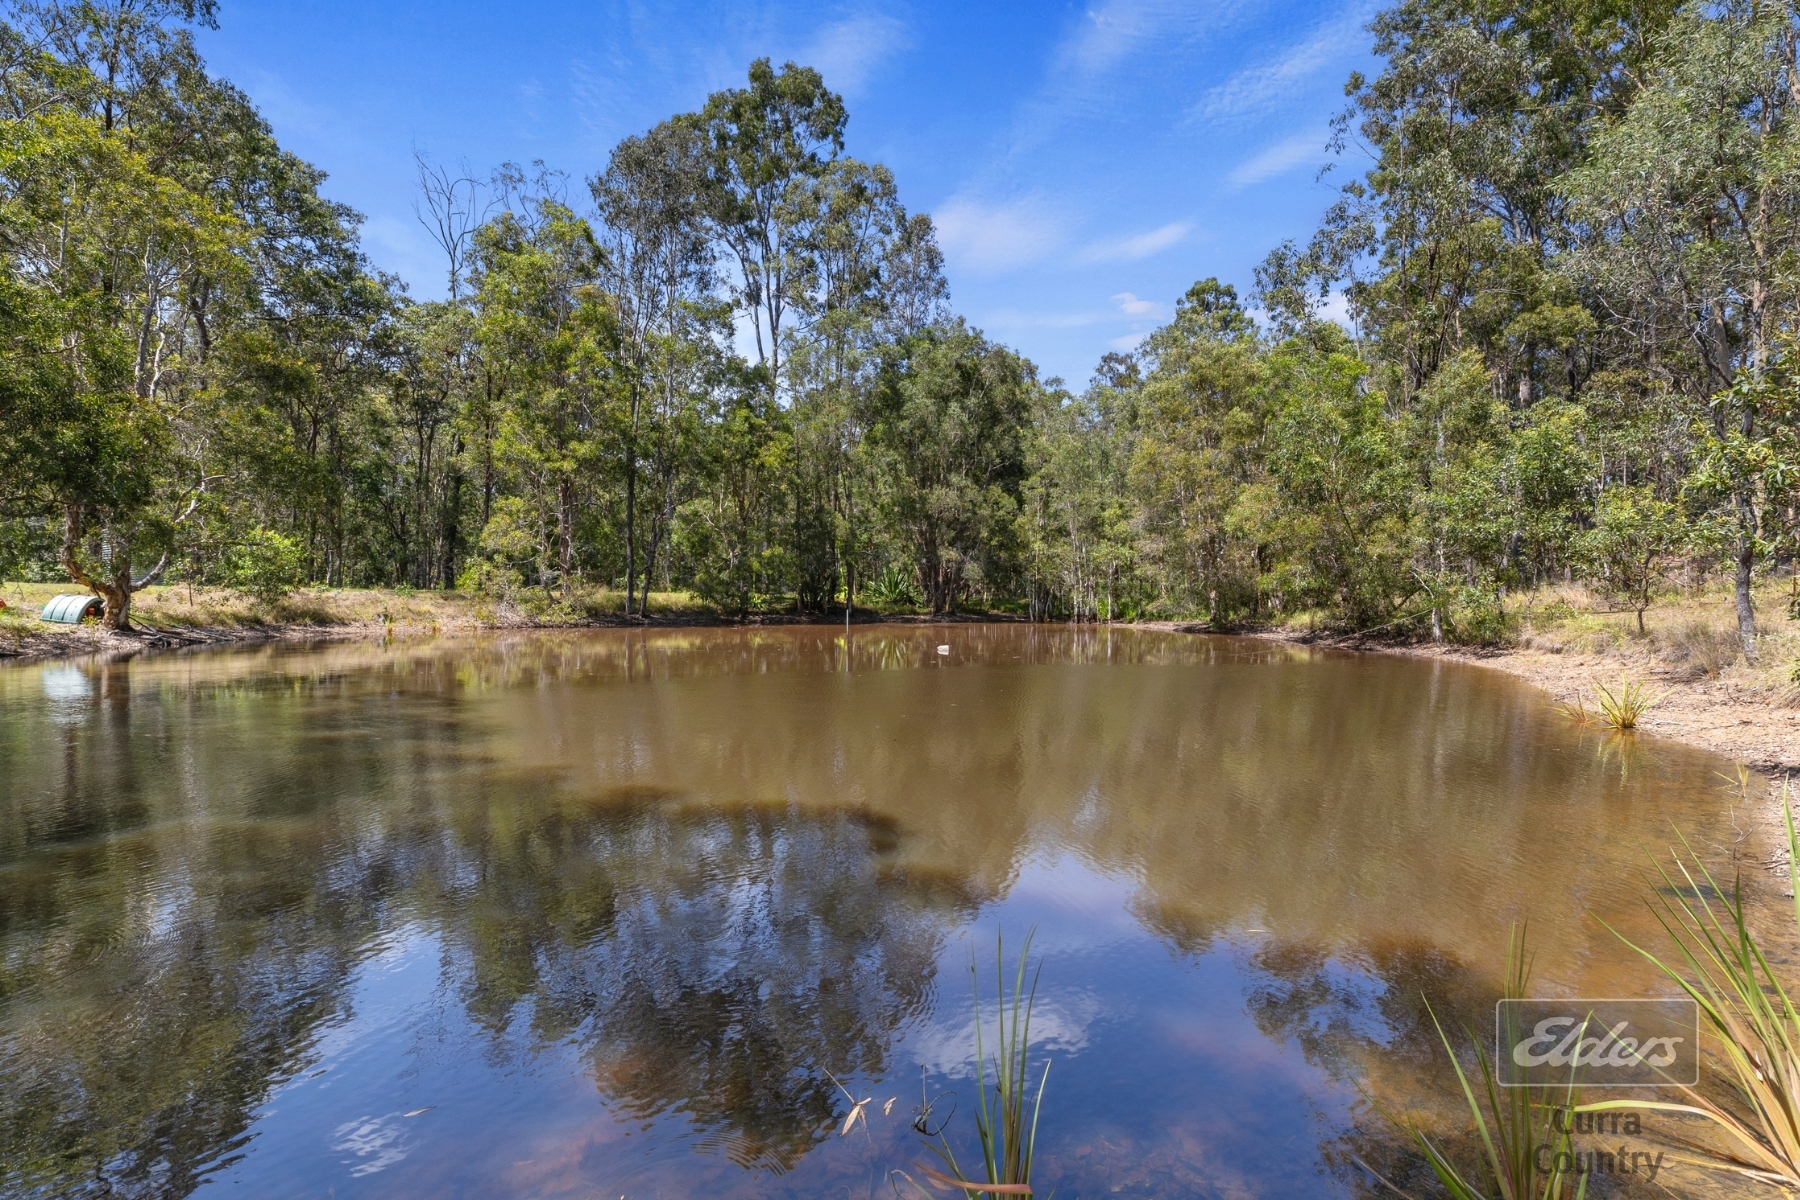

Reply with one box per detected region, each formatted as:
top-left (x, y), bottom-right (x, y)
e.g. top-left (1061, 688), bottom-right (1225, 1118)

top-left (913, 928), bottom-right (1052, 1199)
top-left (1584, 785), bottom-right (1800, 1188)
top-left (1364, 924), bottom-right (1588, 1200)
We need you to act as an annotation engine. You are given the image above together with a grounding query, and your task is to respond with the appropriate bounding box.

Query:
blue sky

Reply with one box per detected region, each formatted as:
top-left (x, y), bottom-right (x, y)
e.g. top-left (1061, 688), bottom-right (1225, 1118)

top-left (196, 1), bottom-right (1378, 387)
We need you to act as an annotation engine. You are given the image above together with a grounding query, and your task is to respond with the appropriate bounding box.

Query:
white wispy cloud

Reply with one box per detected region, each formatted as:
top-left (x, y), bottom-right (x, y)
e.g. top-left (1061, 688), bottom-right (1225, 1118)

top-left (515, 77), bottom-right (547, 122)
top-left (804, 11), bottom-right (912, 94)
top-left (1319, 289), bottom-right (1355, 329)
top-left (934, 195), bottom-right (1068, 275)
top-left (974, 0), bottom-right (1243, 173)
top-left (1112, 291), bottom-right (1162, 317)
top-left (1078, 220), bottom-right (1193, 263)
top-left (1227, 132), bottom-right (1324, 186)
top-left (1056, 0), bottom-right (1228, 77)
top-left (1191, 5), bottom-right (1373, 124)
top-left (1110, 331), bottom-right (1152, 351)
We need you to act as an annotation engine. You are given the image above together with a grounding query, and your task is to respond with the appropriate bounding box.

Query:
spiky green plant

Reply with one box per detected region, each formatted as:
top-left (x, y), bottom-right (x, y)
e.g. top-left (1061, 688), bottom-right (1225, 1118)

top-left (1362, 925), bottom-right (1588, 1200)
top-left (1590, 677), bottom-right (1661, 730)
top-left (1582, 787), bottom-right (1800, 1190)
top-left (910, 929), bottom-right (1050, 1198)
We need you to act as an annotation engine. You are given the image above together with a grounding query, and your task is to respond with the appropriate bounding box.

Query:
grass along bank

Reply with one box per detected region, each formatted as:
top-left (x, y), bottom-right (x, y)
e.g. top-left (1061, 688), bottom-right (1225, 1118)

top-left (0, 581), bottom-right (1010, 664)
top-left (0, 581), bottom-right (725, 663)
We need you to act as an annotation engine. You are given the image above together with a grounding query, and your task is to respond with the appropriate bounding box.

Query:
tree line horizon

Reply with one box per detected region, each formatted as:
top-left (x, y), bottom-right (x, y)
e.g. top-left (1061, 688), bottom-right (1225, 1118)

top-left (3, 0), bottom-right (1797, 651)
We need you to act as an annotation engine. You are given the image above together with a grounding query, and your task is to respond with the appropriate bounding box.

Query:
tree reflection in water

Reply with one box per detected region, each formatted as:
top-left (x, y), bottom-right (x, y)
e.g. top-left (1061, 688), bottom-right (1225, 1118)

top-left (0, 650), bottom-right (965, 1195)
top-left (1237, 937), bottom-right (1495, 1197)
top-left (422, 788), bottom-right (956, 1173)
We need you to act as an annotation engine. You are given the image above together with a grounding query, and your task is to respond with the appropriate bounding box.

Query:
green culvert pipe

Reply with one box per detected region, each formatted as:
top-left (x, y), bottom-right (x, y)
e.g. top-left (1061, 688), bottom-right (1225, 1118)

top-left (40, 594), bottom-right (103, 624)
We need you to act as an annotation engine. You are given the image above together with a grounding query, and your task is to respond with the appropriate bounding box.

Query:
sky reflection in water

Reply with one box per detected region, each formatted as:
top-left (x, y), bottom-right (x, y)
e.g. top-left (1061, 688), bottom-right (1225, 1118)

top-left (0, 626), bottom-right (1771, 1198)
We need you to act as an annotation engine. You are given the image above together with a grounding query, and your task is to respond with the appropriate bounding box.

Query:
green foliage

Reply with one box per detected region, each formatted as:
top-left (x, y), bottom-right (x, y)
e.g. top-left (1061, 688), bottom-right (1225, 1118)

top-left (1589, 677), bottom-right (1661, 731)
top-left (1263, 338), bottom-right (1416, 626)
top-left (1125, 280), bottom-right (1265, 624)
top-left (1445, 581), bottom-right (1512, 646)
top-left (674, 386), bottom-right (794, 614)
top-left (0, 519), bottom-right (60, 582)
top-left (222, 527), bottom-right (302, 604)
top-left (473, 198), bottom-right (627, 597)
top-left (1021, 383), bottom-right (1135, 621)
top-left (454, 556), bottom-right (522, 600)
top-left (869, 324), bottom-right (1033, 614)
top-left (864, 563), bottom-right (922, 608)
top-left (1585, 795), bottom-right (1800, 1189)
top-left (5, 0), bottom-right (1793, 646)
top-left (1577, 488), bottom-right (1688, 633)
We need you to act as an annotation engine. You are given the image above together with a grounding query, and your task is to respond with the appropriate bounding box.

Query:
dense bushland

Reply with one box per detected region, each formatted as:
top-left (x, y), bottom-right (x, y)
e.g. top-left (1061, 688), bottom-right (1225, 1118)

top-left (4, 0), bottom-right (1800, 652)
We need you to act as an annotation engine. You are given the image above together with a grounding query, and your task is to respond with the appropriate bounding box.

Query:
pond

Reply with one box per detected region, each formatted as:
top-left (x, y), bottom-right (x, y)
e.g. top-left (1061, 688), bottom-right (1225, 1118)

top-left (0, 625), bottom-right (1778, 1198)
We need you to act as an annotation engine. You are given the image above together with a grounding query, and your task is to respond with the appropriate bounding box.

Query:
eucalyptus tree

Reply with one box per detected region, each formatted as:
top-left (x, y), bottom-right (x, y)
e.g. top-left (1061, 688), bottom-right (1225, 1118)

top-left (1126, 280), bottom-right (1267, 624)
top-left (470, 202), bottom-right (626, 597)
top-left (212, 202), bottom-right (399, 586)
top-left (1020, 379), bottom-right (1137, 622)
top-left (591, 120), bottom-right (715, 614)
top-left (1297, 0), bottom-right (1673, 404)
top-left (688, 57), bottom-right (846, 404)
top-left (1260, 329), bottom-right (1418, 627)
top-left (9, 0), bottom-right (220, 137)
top-left (673, 363), bottom-right (791, 614)
top-left (784, 159), bottom-right (909, 610)
top-left (875, 212), bottom-right (950, 342)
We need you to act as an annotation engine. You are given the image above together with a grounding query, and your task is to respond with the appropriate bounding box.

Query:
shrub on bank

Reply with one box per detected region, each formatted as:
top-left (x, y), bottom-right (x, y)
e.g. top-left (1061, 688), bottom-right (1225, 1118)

top-left (223, 529), bottom-right (304, 605)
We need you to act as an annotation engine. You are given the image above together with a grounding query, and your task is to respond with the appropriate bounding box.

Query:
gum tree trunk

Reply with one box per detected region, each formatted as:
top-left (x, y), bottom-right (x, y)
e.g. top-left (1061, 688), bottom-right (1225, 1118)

top-left (60, 504), bottom-right (133, 631)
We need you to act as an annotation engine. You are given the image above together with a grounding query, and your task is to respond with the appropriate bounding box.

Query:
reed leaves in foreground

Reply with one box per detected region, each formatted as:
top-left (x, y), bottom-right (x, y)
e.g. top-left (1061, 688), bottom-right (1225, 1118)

top-left (1583, 790), bottom-right (1800, 1190)
top-left (1363, 925), bottom-right (1588, 1200)
top-left (906, 929), bottom-right (1050, 1198)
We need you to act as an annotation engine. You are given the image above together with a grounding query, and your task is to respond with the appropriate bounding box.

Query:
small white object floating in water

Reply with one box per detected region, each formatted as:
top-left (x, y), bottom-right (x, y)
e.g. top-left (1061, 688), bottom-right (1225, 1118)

top-left (936, 645), bottom-right (950, 655)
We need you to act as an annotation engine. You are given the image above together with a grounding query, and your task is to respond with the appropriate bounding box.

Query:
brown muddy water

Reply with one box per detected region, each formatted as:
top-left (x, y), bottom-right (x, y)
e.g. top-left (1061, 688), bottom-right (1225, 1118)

top-left (0, 625), bottom-right (1785, 1198)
